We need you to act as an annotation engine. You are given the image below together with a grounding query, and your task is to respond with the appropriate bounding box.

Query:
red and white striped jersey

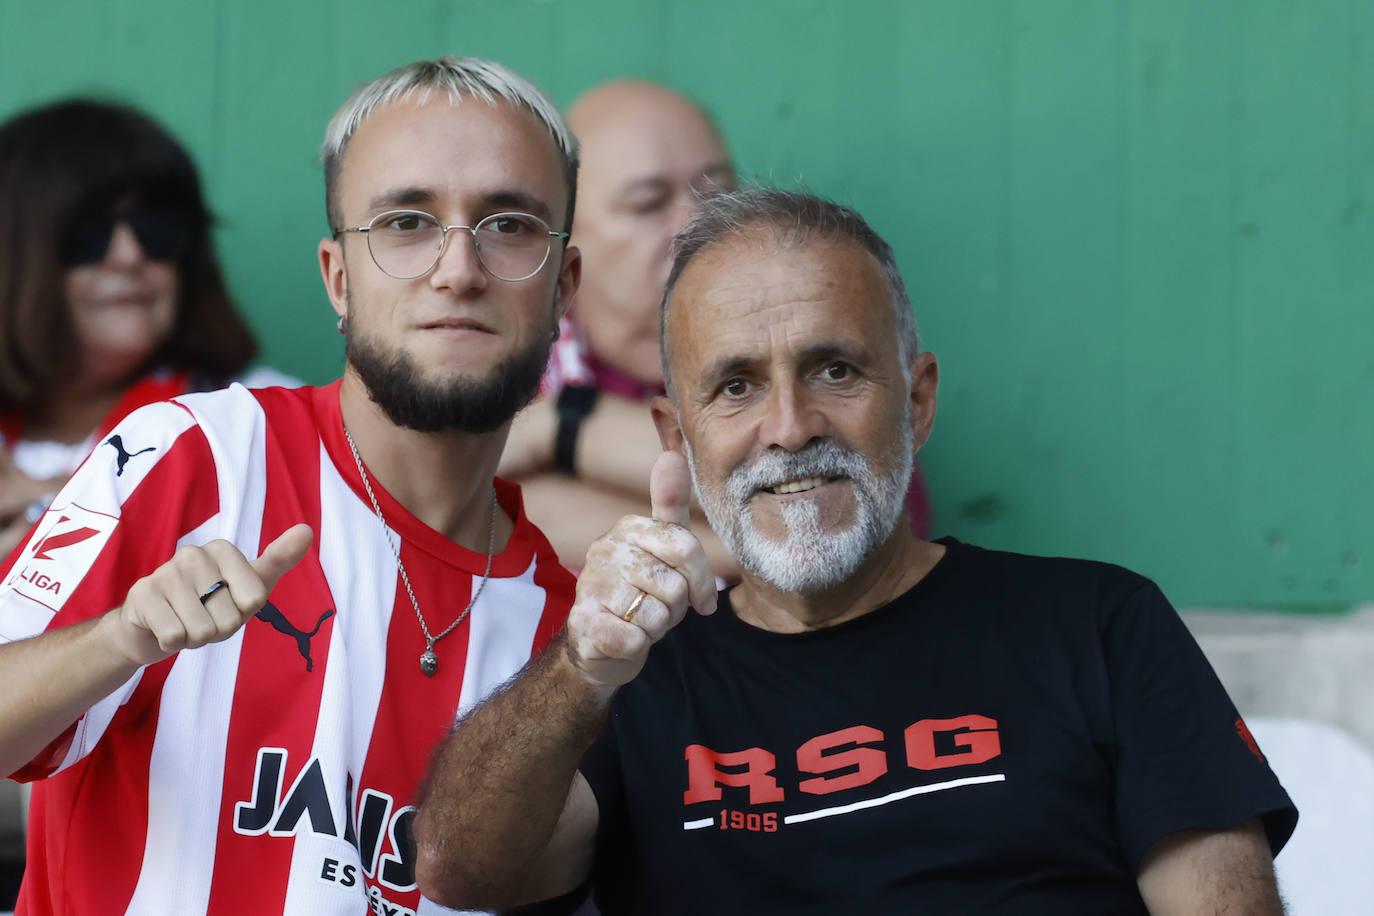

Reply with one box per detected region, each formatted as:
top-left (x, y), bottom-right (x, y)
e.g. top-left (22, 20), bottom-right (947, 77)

top-left (0, 381), bottom-right (574, 916)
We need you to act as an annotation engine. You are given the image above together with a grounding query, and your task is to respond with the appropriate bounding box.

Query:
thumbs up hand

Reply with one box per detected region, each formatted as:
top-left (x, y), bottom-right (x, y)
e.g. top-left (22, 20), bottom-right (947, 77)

top-left (563, 451), bottom-right (717, 690)
top-left (110, 524), bottom-right (314, 667)
top-left (648, 448), bottom-right (694, 528)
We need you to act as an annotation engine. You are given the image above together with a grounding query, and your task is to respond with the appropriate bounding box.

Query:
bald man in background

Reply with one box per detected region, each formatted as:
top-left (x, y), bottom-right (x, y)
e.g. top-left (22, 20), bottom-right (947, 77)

top-left (499, 80), bottom-right (740, 577)
top-left (500, 80), bottom-right (931, 577)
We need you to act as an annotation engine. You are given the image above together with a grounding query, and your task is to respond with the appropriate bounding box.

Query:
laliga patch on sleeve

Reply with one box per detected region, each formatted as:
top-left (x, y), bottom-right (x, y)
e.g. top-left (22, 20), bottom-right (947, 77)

top-left (1, 503), bottom-right (120, 618)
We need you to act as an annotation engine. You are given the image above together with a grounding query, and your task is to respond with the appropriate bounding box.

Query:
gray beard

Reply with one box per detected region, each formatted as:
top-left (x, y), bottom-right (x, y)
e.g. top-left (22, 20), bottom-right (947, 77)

top-left (345, 315), bottom-right (553, 434)
top-left (686, 422), bottom-right (914, 594)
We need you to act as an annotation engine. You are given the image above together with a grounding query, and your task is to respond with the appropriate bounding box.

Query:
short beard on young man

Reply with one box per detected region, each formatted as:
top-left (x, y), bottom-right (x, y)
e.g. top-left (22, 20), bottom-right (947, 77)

top-left (346, 322), bottom-right (553, 434)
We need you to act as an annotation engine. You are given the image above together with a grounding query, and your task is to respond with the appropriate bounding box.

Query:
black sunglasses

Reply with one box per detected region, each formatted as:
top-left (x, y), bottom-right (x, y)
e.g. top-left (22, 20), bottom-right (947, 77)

top-left (59, 203), bottom-right (199, 266)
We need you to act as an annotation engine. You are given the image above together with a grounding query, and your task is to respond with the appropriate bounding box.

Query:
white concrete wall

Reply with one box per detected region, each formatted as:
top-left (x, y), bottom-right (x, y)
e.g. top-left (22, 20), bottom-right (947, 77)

top-left (1185, 605), bottom-right (1374, 916)
top-left (1187, 605), bottom-right (1374, 750)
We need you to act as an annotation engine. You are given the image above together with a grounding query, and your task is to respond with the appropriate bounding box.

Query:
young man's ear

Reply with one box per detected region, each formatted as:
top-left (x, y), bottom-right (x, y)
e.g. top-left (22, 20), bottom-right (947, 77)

top-left (553, 245), bottom-right (581, 324)
top-left (650, 396), bottom-right (685, 455)
top-left (319, 237), bottom-right (349, 321)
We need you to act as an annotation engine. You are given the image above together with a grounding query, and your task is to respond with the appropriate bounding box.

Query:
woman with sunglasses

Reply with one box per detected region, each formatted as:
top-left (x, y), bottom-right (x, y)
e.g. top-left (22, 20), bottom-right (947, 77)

top-left (0, 99), bottom-right (291, 556)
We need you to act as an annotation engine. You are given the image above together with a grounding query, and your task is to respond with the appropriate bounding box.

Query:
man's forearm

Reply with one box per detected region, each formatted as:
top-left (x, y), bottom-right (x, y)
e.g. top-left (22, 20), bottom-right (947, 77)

top-left (414, 637), bottom-right (613, 908)
top-left (521, 474), bottom-right (740, 582)
top-left (572, 393), bottom-right (670, 493)
top-left (0, 612), bottom-right (141, 777)
top-left (1, 526), bottom-right (314, 779)
top-left (500, 393), bottom-right (661, 494)
top-left (1137, 820), bottom-right (1284, 915)
top-left (416, 453), bottom-right (716, 908)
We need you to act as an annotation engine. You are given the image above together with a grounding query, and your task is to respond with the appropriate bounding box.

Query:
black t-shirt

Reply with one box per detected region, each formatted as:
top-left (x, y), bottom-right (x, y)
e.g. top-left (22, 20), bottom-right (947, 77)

top-left (580, 539), bottom-right (1297, 914)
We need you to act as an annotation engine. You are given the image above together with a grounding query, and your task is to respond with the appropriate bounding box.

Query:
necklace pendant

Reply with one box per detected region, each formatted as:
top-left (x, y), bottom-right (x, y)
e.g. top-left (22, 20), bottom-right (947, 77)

top-left (419, 648), bottom-right (439, 677)
top-left (345, 428), bottom-right (495, 685)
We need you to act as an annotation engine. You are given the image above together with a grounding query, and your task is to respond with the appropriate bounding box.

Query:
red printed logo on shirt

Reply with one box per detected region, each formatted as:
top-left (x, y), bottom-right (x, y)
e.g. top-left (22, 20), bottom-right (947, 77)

top-left (32, 520), bottom-right (101, 560)
top-left (1235, 717), bottom-right (1266, 763)
top-left (2, 504), bottom-right (118, 612)
top-left (685, 715), bottom-right (1003, 808)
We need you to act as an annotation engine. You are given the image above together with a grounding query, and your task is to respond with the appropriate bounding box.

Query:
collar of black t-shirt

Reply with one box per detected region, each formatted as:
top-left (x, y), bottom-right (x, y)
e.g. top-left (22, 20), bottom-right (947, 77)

top-left (709, 536), bottom-right (965, 646)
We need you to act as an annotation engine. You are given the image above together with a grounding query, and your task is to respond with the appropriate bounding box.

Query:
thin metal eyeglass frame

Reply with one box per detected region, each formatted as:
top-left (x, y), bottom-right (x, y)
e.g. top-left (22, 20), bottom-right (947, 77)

top-left (331, 209), bottom-right (570, 282)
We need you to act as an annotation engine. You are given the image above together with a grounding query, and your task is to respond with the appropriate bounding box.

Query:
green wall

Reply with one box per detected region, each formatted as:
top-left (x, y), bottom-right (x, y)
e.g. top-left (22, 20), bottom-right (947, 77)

top-left (1, 0), bottom-right (1369, 608)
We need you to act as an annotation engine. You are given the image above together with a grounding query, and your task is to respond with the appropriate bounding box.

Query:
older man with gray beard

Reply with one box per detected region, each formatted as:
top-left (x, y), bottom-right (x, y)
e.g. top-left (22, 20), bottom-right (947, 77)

top-left (688, 434), bottom-right (914, 594)
top-left (412, 189), bottom-right (1296, 915)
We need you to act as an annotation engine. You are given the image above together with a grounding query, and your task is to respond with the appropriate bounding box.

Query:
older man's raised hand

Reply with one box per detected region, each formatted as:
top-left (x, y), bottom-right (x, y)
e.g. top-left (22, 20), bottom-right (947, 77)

top-left (564, 450), bottom-right (717, 690)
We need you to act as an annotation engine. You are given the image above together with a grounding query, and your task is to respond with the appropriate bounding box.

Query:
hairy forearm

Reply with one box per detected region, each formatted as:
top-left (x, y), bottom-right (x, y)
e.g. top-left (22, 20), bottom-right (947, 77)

top-left (1137, 820), bottom-right (1285, 915)
top-left (0, 611), bottom-right (140, 777)
top-left (414, 637), bottom-right (614, 908)
top-left (417, 454), bottom-right (716, 907)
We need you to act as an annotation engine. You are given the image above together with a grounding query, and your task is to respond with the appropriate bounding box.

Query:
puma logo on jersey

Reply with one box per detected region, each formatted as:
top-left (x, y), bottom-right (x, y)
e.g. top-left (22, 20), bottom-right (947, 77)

top-left (256, 601), bottom-right (335, 672)
top-left (104, 435), bottom-right (156, 476)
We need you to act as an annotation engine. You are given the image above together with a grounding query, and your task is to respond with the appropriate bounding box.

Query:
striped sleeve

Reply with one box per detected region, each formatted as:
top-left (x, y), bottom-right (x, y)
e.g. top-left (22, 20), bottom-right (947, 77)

top-left (0, 399), bottom-right (223, 779)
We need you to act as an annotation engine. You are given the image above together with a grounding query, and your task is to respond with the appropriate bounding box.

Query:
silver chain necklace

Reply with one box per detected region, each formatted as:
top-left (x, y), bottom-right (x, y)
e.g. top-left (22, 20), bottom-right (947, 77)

top-left (344, 428), bottom-right (497, 677)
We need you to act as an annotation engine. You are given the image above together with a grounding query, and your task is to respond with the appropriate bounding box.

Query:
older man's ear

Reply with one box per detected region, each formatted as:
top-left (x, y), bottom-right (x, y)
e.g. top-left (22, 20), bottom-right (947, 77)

top-left (650, 395), bottom-right (686, 456)
top-left (909, 352), bottom-right (940, 451)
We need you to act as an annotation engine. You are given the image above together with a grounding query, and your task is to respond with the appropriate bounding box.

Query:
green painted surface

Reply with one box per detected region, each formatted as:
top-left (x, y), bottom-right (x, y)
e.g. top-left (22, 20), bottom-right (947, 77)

top-left (1, 0), bottom-right (1368, 607)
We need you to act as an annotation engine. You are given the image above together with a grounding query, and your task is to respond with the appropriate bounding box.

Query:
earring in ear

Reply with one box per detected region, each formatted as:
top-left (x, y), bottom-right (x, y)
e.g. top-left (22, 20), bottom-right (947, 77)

top-left (337, 315), bottom-right (348, 335)
top-left (550, 322), bottom-right (561, 344)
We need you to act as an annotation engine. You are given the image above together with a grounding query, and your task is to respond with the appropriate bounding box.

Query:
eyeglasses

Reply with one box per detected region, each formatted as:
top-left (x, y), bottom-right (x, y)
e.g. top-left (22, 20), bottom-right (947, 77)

top-left (333, 209), bottom-right (570, 282)
top-left (59, 203), bottom-right (198, 266)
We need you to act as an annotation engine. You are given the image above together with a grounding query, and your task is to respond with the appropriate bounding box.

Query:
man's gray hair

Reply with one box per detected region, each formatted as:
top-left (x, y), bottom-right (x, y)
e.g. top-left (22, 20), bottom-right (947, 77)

top-left (320, 56), bottom-right (578, 230)
top-left (659, 188), bottom-right (920, 397)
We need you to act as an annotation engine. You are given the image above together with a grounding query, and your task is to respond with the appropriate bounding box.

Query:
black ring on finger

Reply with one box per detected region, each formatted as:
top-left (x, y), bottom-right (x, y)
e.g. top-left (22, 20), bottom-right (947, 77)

top-left (198, 580), bottom-right (227, 605)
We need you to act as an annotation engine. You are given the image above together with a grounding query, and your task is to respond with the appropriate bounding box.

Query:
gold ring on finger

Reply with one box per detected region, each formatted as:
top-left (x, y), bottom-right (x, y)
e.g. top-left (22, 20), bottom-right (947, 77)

top-left (621, 590), bottom-right (646, 623)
